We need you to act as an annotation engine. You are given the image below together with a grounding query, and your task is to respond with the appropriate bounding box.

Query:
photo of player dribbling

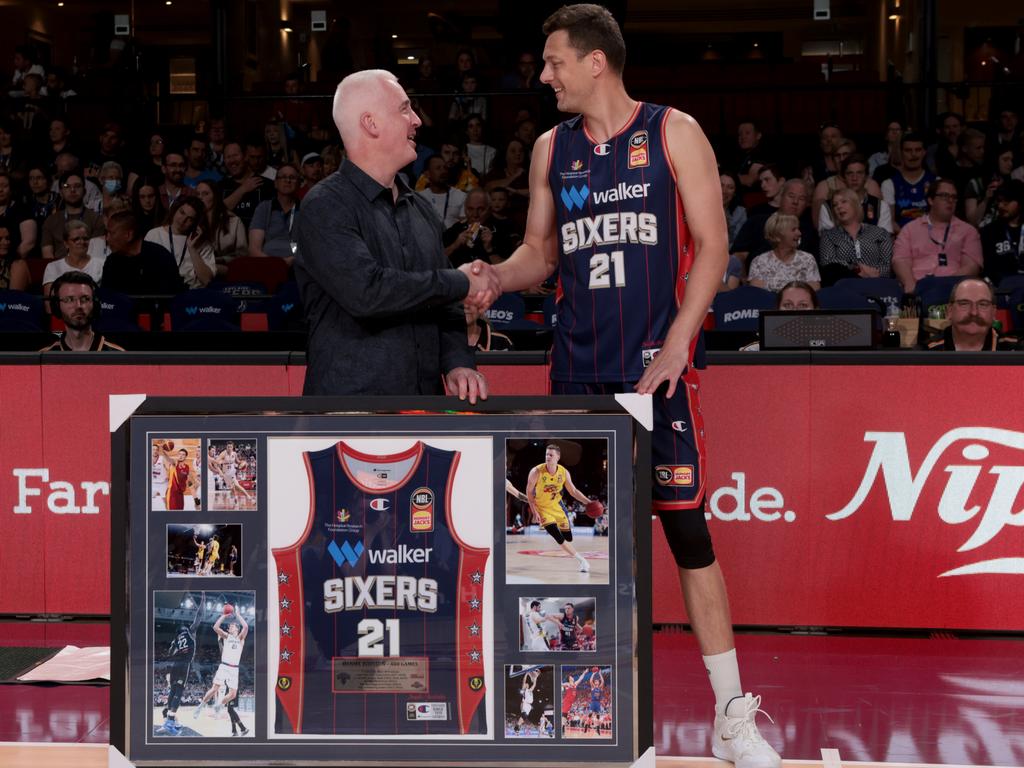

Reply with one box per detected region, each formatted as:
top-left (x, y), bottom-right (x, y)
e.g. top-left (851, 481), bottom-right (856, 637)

top-left (504, 665), bottom-right (554, 738)
top-left (561, 665), bottom-right (612, 739)
top-left (166, 524), bottom-right (243, 577)
top-left (506, 438), bottom-right (609, 584)
top-left (151, 438), bottom-right (202, 511)
top-left (519, 597), bottom-right (597, 652)
top-left (152, 591), bottom-right (255, 738)
top-left (208, 439), bottom-right (257, 511)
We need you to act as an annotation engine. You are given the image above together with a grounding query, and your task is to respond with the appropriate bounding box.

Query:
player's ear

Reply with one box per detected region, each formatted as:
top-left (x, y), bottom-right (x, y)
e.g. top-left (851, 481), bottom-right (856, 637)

top-left (590, 49), bottom-right (607, 78)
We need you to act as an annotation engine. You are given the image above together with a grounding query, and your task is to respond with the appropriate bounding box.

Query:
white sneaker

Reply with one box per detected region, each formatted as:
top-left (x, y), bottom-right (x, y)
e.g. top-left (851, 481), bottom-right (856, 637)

top-left (577, 557), bottom-right (590, 573)
top-left (711, 693), bottom-right (781, 768)
top-left (192, 704), bottom-right (203, 720)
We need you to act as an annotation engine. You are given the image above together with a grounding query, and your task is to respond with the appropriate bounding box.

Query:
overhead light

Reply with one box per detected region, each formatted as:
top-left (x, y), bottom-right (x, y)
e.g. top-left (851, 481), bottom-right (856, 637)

top-left (888, 13), bottom-right (900, 20)
top-left (165, 0), bottom-right (172, 5)
top-left (280, 21), bottom-right (293, 32)
top-left (57, 1), bottom-right (64, 6)
top-left (406, 55), bottom-right (414, 60)
top-left (753, 42), bottom-right (759, 48)
top-left (391, 34), bottom-right (398, 39)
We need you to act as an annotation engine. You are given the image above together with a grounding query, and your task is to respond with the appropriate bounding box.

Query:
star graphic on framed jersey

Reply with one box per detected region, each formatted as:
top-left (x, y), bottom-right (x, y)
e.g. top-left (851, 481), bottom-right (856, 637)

top-left (281, 623), bottom-right (293, 637)
top-left (278, 573), bottom-right (290, 584)
top-left (280, 649), bottom-right (293, 662)
top-left (272, 440), bottom-right (490, 736)
top-left (280, 597), bottom-right (292, 610)
top-left (468, 597), bottom-right (481, 611)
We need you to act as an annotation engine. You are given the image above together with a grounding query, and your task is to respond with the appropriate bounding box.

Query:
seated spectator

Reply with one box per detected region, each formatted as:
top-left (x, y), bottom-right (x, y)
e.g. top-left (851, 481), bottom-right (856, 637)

top-left (264, 121), bottom-right (297, 170)
top-left (206, 118), bottom-right (227, 177)
top-left (749, 163), bottom-right (784, 216)
top-left (485, 187), bottom-right (522, 261)
top-left (144, 197), bottom-right (216, 289)
top-left (501, 50), bottom-right (541, 91)
top-left (991, 108), bottom-right (1021, 153)
top-left (966, 144), bottom-right (1015, 229)
top-left (101, 209), bottom-right (186, 296)
top-left (980, 179), bottom-right (1024, 283)
top-left (882, 132), bottom-right (934, 230)
top-left (748, 212), bottom-right (821, 291)
top-left (245, 136), bottom-right (276, 181)
top-left (26, 165), bottom-right (59, 237)
top-left (777, 280), bottom-right (820, 310)
top-left (131, 178), bottom-right (166, 234)
top-left (733, 179), bottom-right (817, 264)
top-left (926, 112), bottom-right (964, 179)
top-left (88, 122), bottom-right (128, 175)
top-left (157, 152), bottom-right (195, 210)
top-left (270, 73), bottom-right (323, 144)
top-left (733, 119), bottom-right (768, 192)
top-left (297, 152), bottom-right (323, 200)
top-left (126, 133), bottom-right (167, 193)
top-left (892, 178), bottom-right (981, 293)
top-left (415, 140), bottom-right (479, 193)
top-left (804, 123), bottom-right (844, 183)
top-left (0, 225), bottom-right (29, 290)
top-left (46, 118), bottom-right (75, 173)
top-left (0, 120), bottom-right (26, 179)
top-left (811, 139), bottom-right (856, 227)
top-left (464, 115), bottom-right (497, 177)
top-left (183, 134), bottom-right (222, 188)
top-left (718, 254), bottom-right (743, 293)
top-left (249, 163), bottom-right (300, 264)
top-left (87, 195), bottom-right (131, 262)
top-left (41, 272), bottom-right (124, 351)
top-left (51, 151), bottom-right (101, 211)
top-left (14, 73), bottom-right (50, 143)
top-left (444, 189), bottom-right (496, 267)
top-left (44, 68), bottom-right (77, 108)
top-left (483, 139), bottom-right (530, 223)
top-left (819, 154), bottom-right (892, 233)
top-left (94, 161), bottom-right (125, 214)
top-left (449, 70), bottom-right (488, 124)
top-left (10, 45), bottom-right (44, 98)
top-left (0, 170), bottom-right (36, 257)
top-left (41, 171), bottom-right (104, 260)
top-left (195, 180), bottom-right (246, 276)
top-left (513, 118), bottom-right (537, 152)
top-left (927, 278), bottom-right (1018, 350)
top-left (418, 155), bottom-right (467, 230)
top-left (818, 188), bottom-right (894, 284)
top-left (466, 302), bottom-right (512, 351)
top-left (956, 128), bottom-right (988, 223)
top-left (320, 145), bottom-right (342, 177)
top-left (43, 219), bottom-right (105, 297)
top-left (222, 141), bottom-right (273, 228)
top-left (720, 170), bottom-right (746, 250)
top-left (869, 120), bottom-right (904, 181)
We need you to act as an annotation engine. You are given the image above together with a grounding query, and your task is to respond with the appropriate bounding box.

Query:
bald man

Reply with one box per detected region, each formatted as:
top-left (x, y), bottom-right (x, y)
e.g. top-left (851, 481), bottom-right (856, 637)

top-left (294, 70), bottom-right (499, 399)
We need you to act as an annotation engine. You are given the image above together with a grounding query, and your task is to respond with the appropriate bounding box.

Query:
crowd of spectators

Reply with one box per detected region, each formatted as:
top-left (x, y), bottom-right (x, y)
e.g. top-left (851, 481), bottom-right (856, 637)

top-left (1, 41), bottom-right (1022, 349)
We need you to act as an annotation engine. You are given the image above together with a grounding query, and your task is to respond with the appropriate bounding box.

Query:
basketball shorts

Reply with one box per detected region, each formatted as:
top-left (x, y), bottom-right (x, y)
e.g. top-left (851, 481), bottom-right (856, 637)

top-left (152, 485), bottom-right (167, 511)
top-left (536, 504), bottom-right (570, 530)
top-left (551, 367), bottom-right (706, 510)
top-left (213, 662), bottom-right (239, 691)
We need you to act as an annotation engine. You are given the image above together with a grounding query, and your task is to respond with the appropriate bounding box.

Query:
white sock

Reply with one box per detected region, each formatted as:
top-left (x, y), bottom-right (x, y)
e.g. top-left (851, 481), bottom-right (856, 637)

top-left (575, 552), bottom-right (587, 563)
top-left (703, 648), bottom-right (743, 715)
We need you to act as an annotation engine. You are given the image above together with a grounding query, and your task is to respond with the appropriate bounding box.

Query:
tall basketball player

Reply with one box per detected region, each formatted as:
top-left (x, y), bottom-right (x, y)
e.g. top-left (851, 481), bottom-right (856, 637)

top-left (164, 447), bottom-right (193, 511)
top-left (466, 5), bottom-right (781, 765)
top-left (152, 444), bottom-right (169, 511)
top-left (521, 600), bottom-right (552, 651)
top-left (525, 444), bottom-right (593, 572)
top-left (194, 609), bottom-right (249, 736)
top-left (204, 535), bottom-right (220, 575)
top-left (158, 591), bottom-right (203, 735)
top-left (217, 441), bottom-right (254, 509)
top-left (193, 534), bottom-right (206, 575)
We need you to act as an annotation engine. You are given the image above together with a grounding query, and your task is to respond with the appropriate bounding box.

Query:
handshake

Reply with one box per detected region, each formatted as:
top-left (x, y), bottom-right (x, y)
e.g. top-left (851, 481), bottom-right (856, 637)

top-left (458, 260), bottom-right (503, 311)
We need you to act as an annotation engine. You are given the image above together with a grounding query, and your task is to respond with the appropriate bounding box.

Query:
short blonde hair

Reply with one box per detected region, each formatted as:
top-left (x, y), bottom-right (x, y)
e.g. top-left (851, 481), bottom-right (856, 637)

top-left (763, 212), bottom-right (799, 246)
top-left (831, 187), bottom-right (863, 221)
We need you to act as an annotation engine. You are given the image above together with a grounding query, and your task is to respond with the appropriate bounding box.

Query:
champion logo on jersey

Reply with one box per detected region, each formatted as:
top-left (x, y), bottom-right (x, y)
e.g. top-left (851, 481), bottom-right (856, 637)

top-left (593, 143), bottom-right (611, 156)
top-left (671, 421), bottom-right (688, 433)
top-left (628, 130), bottom-right (649, 169)
top-left (560, 184), bottom-right (590, 212)
top-left (411, 487), bottom-right (434, 533)
top-left (369, 498), bottom-right (390, 512)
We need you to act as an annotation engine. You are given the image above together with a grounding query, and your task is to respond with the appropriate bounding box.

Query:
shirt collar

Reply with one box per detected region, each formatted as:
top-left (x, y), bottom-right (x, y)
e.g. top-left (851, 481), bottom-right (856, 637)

top-left (339, 159), bottom-right (412, 203)
top-left (944, 325), bottom-right (996, 350)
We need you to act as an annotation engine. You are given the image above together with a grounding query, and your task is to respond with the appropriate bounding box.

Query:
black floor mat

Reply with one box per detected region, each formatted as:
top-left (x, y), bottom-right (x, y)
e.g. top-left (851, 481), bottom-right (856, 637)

top-left (0, 646), bottom-right (60, 682)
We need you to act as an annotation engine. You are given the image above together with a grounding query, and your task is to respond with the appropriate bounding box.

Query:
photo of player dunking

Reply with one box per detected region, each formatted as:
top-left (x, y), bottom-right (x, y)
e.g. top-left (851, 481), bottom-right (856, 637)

top-left (151, 438), bottom-right (202, 511)
top-left (166, 524), bottom-right (242, 577)
top-left (519, 597), bottom-right (597, 652)
top-left (467, 6), bottom-right (781, 764)
top-left (506, 439), bottom-right (609, 584)
top-left (561, 665), bottom-right (612, 739)
top-left (151, 591), bottom-right (255, 738)
top-left (209, 439), bottom-right (257, 511)
top-left (504, 665), bottom-right (554, 738)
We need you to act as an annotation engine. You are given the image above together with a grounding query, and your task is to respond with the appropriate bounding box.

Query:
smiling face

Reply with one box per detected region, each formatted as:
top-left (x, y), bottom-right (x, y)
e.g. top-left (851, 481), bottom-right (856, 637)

top-left (541, 29), bottom-right (595, 114)
top-left (377, 77), bottom-right (422, 169)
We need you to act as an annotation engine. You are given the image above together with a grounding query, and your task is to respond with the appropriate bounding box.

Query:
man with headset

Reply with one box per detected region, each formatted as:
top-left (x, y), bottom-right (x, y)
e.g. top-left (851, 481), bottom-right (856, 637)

top-left (40, 271), bottom-right (124, 351)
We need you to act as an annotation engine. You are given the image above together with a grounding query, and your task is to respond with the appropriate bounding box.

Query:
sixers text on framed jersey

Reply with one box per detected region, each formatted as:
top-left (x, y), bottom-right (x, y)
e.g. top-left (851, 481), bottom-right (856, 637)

top-left (271, 440), bottom-right (489, 736)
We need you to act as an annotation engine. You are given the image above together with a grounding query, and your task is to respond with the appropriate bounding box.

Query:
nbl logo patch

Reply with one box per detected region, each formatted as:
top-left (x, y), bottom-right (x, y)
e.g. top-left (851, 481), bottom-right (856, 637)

top-left (628, 130), bottom-right (649, 169)
top-left (410, 487), bottom-right (434, 532)
top-left (655, 465), bottom-right (694, 487)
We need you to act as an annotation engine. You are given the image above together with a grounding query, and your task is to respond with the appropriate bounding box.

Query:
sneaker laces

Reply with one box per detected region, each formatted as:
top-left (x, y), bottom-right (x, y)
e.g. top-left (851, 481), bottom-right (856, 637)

top-left (722, 694), bottom-right (774, 744)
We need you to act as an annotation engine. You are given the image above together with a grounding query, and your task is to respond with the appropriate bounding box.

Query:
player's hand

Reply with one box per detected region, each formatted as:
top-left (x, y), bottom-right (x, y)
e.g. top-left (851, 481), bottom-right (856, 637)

top-left (635, 344), bottom-right (690, 398)
top-left (444, 367), bottom-right (489, 405)
top-left (459, 260), bottom-right (502, 309)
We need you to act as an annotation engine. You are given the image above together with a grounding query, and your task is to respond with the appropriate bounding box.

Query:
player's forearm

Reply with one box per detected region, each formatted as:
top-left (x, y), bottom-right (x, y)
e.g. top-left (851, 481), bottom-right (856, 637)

top-left (494, 241), bottom-right (556, 293)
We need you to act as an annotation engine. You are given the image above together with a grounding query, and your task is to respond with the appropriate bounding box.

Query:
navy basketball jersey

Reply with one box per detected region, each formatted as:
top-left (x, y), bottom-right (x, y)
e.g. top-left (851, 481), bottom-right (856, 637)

top-left (169, 626), bottom-right (196, 666)
top-left (548, 102), bottom-right (702, 383)
top-left (891, 171), bottom-right (935, 227)
top-left (273, 441), bottom-right (488, 735)
top-left (559, 614), bottom-right (579, 650)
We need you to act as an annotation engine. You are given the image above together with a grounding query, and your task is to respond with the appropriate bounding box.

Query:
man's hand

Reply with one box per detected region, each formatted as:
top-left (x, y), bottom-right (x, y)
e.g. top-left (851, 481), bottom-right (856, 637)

top-left (239, 175), bottom-right (262, 194)
top-left (635, 343), bottom-right (690, 398)
top-left (459, 260), bottom-right (502, 309)
top-left (444, 367), bottom-right (489, 405)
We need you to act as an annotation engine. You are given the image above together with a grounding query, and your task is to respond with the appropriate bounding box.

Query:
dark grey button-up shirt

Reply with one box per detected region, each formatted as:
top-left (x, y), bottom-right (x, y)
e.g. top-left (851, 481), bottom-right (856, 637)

top-left (295, 159), bottom-right (473, 396)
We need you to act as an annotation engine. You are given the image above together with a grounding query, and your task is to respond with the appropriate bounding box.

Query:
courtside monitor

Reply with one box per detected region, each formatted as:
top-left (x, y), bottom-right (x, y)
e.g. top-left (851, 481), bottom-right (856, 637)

top-left (759, 309), bottom-right (877, 350)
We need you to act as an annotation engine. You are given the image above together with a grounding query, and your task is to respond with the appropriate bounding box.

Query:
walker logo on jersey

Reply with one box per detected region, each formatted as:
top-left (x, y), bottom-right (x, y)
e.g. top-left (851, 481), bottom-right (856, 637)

top-left (410, 487), bottom-right (435, 532)
top-left (655, 464), bottom-right (694, 487)
top-left (828, 427), bottom-right (1024, 577)
top-left (591, 182), bottom-right (651, 205)
top-left (277, 676), bottom-right (291, 690)
top-left (560, 184), bottom-right (590, 212)
top-left (628, 130), bottom-right (649, 169)
top-left (593, 143), bottom-right (611, 156)
top-left (570, 160), bottom-right (584, 171)
top-left (406, 702), bottom-right (449, 721)
top-left (369, 497), bottom-right (390, 512)
top-left (328, 539), bottom-right (364, 568)
top-left (0, 302), bottom-right (31, 313)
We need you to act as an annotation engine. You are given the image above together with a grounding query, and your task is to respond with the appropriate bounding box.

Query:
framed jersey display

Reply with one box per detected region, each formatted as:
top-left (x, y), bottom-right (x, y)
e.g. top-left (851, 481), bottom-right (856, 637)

top-left (112, 396), bottom-right (652, 767)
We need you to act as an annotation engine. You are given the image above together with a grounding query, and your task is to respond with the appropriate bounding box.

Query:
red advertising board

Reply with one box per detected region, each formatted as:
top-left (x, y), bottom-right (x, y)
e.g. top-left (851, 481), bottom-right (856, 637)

top-left (0, 361), bottom-right (1020, 631)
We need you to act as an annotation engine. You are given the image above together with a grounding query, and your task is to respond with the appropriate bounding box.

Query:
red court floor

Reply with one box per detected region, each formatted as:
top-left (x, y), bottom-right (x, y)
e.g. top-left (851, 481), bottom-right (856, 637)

top-left (1, 622), bottom-right (1022, 765)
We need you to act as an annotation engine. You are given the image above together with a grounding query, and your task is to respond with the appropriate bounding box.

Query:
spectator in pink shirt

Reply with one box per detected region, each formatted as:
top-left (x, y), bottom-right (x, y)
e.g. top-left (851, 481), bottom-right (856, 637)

top-left (892, 178), bottom-right (981, 292)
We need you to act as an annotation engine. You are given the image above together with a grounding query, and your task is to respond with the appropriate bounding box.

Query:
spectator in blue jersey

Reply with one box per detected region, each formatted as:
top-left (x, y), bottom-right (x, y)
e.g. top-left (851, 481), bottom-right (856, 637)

top-left (980, 179), bottom-right (1024, 282)
top-left (183, 135), bottom-right (222, 189)
top-left (881, 132), bottom-right (934, 231)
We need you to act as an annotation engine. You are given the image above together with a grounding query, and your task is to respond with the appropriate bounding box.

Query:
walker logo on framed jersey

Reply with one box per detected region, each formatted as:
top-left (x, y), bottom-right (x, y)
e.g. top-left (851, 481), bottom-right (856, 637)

top-left (112, 398), bottom-right (649, 766)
